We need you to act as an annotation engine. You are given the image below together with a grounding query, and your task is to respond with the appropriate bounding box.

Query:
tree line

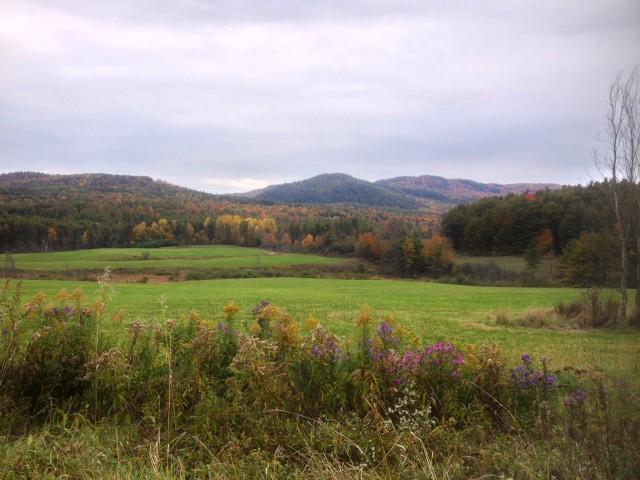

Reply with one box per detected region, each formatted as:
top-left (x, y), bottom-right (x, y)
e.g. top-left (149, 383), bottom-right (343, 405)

top-left (0, 171), bottom-right (446, 274)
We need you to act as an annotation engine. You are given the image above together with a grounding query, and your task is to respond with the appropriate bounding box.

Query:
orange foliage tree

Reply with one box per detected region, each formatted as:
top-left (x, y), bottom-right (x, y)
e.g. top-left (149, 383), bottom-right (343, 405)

top-left (423, 234), bottom-right (455, 274)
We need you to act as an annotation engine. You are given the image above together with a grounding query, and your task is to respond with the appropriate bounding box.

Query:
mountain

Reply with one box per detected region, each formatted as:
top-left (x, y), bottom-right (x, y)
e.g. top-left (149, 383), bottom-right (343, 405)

top-left (243, 173), bottom-right (420, 209)
top-left (376, 175), bottom-right (560, 204)
top-left (243, 173), bottom-right (561, 209)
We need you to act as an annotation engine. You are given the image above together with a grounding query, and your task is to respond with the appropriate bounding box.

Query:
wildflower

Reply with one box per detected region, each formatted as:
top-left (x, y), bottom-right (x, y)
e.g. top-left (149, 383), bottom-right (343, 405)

top-left (128, 320), bottom-right (144, 337)
top-left (452, 354), bottom-right (465, 366)
top-left (564, 389), bottom-right (587, 408)
top-left (355, 304), bottom-right (374, 327)
top-left (310, 326), bottom-right (342, 363)
top-left (223, 302), bottom-right (240, 324)
top-left (422, 342), bottom-right (464, 379)
top-left (509, 354), bottom-right (558, 389)
top-left (376, 320), bottom-right (400, 348)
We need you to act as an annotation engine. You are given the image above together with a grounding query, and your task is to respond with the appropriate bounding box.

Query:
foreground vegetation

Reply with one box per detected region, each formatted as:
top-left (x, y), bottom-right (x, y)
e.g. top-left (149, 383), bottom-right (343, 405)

top-left (0, 281), bottom-right (638, 478)
top-left (14, 277), bottom-right (640, 379)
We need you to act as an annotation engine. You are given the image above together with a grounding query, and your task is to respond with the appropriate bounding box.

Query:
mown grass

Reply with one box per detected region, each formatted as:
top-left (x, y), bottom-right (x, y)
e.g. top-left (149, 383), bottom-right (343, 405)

top-left (9, 245), bottom-right (341, 271)
top-left (15, 277), bottom-right (640, 377)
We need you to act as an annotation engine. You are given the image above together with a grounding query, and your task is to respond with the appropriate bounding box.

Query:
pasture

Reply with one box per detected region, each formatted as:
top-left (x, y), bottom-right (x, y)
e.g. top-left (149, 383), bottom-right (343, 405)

top-left (8, 245), bottom-right (342, 271)
top-left (15, 277), bottom-right (639, 376)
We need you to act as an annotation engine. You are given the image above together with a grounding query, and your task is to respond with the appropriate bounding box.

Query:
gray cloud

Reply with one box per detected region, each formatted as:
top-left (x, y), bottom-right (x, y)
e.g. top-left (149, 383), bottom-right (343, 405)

top-left (1, 0), bottom-right (639, 192)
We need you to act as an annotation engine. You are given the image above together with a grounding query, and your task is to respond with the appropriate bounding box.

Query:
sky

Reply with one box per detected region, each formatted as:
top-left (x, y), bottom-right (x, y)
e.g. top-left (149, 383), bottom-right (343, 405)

top-left (1, 1), bottom-right (639, 193)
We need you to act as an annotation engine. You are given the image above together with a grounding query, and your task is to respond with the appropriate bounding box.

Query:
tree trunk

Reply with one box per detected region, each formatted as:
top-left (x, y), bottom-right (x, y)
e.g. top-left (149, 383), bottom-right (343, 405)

top-left (636, 196), bottom-right (640, 315)
top-left (636, 235), bottom-right (640, 313)
top-left (613, 189), bottom-right (628, 326)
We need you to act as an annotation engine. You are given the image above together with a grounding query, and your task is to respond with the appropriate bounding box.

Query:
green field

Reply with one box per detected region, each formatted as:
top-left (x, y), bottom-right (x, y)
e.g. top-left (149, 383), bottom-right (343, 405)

top-left (14, 277), bottom-right (639, 376)
top-left (9, 245), bottom-right (341, 271)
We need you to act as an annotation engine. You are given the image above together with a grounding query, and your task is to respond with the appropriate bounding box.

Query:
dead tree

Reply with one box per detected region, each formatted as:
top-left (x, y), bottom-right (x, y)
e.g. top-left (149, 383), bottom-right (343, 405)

top-left (596, 72), bottom-right (636, 325)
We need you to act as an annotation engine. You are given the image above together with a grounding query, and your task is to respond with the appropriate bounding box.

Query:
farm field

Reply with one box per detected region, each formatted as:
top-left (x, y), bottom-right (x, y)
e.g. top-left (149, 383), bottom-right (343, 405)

top-left (15, 277), bottom-right (639, 376)
top-left (8, 245), bottom-right (342, 271)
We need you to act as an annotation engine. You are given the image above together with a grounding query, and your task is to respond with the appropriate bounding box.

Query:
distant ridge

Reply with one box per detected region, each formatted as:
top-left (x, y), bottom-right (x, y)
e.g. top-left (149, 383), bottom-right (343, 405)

top-left (0, 171), bottom-right (561, 212)
top-left (242, 173), bottom-right (561, 209)
top-left (243, 173), bottom-right (420, 209)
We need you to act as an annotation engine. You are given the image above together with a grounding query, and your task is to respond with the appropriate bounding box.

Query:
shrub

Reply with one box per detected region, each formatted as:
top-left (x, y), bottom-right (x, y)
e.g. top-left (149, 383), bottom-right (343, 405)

top-left (555, 288), bottom-right (620, 328)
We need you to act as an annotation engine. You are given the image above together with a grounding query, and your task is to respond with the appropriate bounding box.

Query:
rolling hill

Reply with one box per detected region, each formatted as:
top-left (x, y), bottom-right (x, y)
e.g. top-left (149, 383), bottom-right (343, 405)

top-left (376, 175), bottom-right (560, 203)
top-left (242, 173), bottom-right (420, 209)
top-left (243, 173), bottom-right (560, 208)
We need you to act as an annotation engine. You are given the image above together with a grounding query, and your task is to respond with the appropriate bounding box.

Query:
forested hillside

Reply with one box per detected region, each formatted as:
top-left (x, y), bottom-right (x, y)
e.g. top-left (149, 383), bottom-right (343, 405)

top-left (440, 181), bottom-right (640, 287)
top-left (245, 173), bottom-right (420, 209)
top-left (243, 172), bottom-right (559, 210)
top-left (377, 175), bottom-right (559, 204)
top-left (441, 182), bottom-right (615, 255)
top-left (0, 172), bottom-right (437, 257)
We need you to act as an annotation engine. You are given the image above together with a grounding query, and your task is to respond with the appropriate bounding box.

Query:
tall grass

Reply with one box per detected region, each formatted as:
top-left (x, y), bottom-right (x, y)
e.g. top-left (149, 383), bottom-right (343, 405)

top-left (0, 280), bottom-right (638, 478)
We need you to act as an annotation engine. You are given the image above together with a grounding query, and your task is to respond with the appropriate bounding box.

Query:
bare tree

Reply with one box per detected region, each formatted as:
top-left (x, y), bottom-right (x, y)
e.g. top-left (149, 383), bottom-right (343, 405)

top-left (596, 70), bottom-right (639, 325)
top-left (621, 70), bottom-right (640, 313)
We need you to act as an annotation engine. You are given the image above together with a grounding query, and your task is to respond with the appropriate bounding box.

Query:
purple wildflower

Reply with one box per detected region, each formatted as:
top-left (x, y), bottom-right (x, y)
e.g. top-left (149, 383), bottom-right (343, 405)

top-left (510, 355), bottom-right (558, 389)
top-left (310, 326), bottom-right (342, 363)
top-left (422, 341), bottom-right (464, 380)
top-left (376, 320), bottom-right (399, 347)
top-left (564, 389), bottom-right (587, 408)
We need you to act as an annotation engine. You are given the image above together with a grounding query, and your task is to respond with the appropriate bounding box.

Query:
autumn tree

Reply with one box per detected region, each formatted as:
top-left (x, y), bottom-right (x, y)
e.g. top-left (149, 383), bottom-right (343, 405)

top-left (355, 232), bottom-right (385, 260)
top-left (399, 234), bottom-right (425, 276)
top-left (279, 232), bottom-right (292, 248)
top-left (558, 232), bottom-right (612, 286)
top-left (302, 233), bottom-right (315, 250)
top-left (185, 222), bottom-right (195, 242)
top-left (131, 221), bottom-right (149, 242)
top-left (215, 215), bottom-right (242, 244)
top-left (423, 234), bottom-right (454, 275)
top-left (536, 227), bottom-right (555, 274)
top-left (203, 217), bottom-right (215, 243)
top-left (41, 226), bottom-right (57, 252)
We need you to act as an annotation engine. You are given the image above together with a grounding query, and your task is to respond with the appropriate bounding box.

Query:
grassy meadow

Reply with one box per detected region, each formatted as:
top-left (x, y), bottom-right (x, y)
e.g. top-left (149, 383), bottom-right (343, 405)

top-left (9, 245), bottom-right (342, 271)
top-left (15, 276), bottom-right (639, 377)
top-left (3, 247), bottom-right (640, 478)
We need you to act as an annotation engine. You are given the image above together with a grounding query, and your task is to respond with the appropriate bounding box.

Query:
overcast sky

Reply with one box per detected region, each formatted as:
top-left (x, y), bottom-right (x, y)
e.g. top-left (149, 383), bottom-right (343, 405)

top-left (1, 1), bottom-right (639, 193)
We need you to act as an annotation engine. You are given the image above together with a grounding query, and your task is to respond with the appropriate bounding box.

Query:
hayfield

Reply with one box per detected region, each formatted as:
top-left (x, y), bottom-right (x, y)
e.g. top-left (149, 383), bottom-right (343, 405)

top-left (8, 245), bottom-right (342, 271)
top-left (16, 277), bottom-right (639, 376)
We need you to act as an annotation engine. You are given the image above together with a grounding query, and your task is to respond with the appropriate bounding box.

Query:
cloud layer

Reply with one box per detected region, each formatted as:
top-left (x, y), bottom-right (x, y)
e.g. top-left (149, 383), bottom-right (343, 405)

top-left (1, 0), bottom-right (639, 192)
